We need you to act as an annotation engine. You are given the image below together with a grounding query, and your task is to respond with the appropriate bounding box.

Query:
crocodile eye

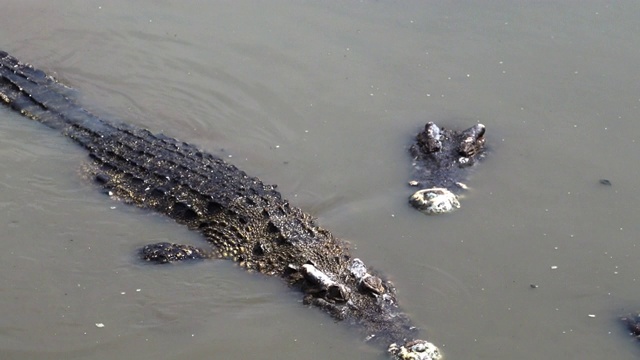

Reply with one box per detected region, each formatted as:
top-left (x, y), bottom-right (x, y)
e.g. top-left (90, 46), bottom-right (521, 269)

top-left (359, 275), bottom-right (384, 295)
top-left (327, 284), bottom-right (350, 302)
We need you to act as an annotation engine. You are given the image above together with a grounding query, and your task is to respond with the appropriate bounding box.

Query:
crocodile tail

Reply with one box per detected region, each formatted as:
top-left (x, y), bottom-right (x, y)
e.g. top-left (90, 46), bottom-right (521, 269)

top-left (0, 50), bottom-right (116, 139)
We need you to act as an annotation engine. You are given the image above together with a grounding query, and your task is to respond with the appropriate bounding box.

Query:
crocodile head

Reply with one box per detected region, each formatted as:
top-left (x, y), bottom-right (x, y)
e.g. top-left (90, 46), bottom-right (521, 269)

top-left (409, 122), bottom-right (486, 214)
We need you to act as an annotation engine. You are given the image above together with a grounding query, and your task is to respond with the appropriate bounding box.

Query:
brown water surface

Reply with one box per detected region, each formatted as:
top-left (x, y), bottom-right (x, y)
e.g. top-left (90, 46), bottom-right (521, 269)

top-left (1, 1), bottom-right (639, 359)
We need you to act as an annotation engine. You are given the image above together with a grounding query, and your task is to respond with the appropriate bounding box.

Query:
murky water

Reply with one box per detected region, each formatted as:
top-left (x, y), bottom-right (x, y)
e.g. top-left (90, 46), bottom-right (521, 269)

top-left (1, 1), bottom-right (640, 359)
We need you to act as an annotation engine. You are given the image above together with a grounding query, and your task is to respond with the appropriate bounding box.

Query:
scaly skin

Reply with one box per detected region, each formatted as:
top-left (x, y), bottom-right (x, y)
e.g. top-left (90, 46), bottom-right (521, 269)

top-left (0, 50), bottom-right (440, 359)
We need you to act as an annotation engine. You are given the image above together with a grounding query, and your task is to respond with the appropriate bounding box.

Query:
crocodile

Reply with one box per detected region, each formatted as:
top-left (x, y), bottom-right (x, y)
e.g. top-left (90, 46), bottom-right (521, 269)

top-left (408, 122), bottom-right (486, 214)
top-left (0, 50), bottom-right (440, 360)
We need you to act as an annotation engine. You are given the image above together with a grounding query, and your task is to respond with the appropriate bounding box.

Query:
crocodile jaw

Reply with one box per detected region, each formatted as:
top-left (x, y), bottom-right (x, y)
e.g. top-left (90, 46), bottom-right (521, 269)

top-left (388, 339), bottom-right (442, 360)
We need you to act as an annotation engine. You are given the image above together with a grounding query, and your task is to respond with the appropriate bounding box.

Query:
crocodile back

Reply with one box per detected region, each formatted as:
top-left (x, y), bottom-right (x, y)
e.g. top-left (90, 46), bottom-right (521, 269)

top-left (0, 50), bottom-right (430, 352)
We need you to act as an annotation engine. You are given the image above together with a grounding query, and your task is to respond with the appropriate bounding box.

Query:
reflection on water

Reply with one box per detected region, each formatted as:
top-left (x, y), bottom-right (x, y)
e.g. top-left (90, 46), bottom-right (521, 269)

top-left (1, 1), bottom-right (640, 359)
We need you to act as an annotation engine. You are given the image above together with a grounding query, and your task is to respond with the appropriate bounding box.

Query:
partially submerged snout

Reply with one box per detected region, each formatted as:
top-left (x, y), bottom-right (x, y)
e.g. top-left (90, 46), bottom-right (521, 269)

top-left (409, 187), bottom-right (460, 215)
top-left (388, 339), bottom-right (442, 360)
